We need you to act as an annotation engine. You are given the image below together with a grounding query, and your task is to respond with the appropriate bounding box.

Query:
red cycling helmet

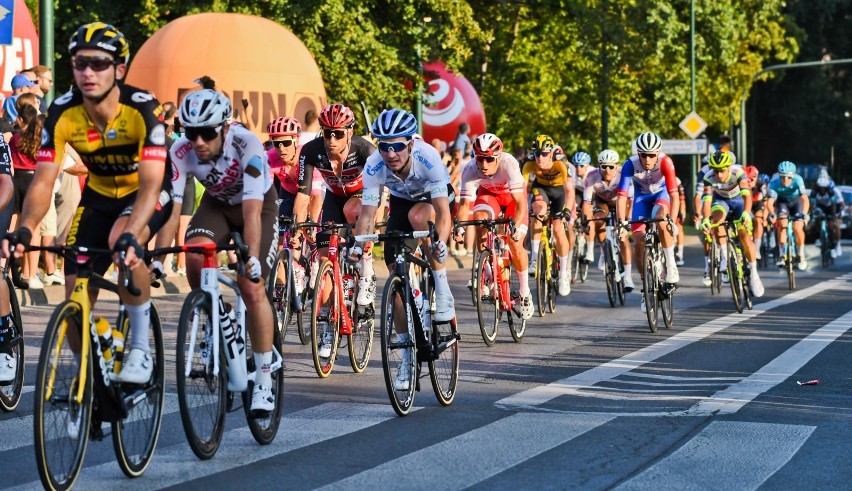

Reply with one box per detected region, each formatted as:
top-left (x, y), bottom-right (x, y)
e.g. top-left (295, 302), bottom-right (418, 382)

top-left (267, 116), bottom-right (301, 137)
top-left (745, 165), bottom-right (759, 180)
top-left (472, 133), bottom-right (504, 157)
top-left (318, 103), bottom-right (355, 129)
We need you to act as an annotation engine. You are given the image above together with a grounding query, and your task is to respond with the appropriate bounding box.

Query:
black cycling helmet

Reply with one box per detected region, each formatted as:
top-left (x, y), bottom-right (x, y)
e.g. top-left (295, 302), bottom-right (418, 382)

top-left (69, 22), bottom-right (130, 65)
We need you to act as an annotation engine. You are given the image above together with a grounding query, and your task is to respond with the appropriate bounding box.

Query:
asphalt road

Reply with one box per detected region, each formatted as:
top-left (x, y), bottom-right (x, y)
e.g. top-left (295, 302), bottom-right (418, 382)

top-left (2, 240), bottom-right (851, 490)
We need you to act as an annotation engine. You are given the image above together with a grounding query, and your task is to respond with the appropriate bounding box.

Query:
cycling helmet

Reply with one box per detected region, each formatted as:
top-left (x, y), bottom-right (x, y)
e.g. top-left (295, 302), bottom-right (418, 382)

top-left (267, 116), bottom-right (301, 137)
top-left (319, 103), bottom-right (355, 129)
top-left (69, 22), bottom-right (130, 65)
top-left (816, 176), bottom-right (831, 188)
top-left (758, 173), bottom-right (770, 183)
top-left (745, 165), bottom-right (759, 180)
top-left (572, 151), bottom-right (592, 167)
top-left (553, 145), bottom-right (565, 161)
top-left (707, 151), bottom-right (733, 170)
top-left (598, 149), bottom-right (620, 164)
top-left (777, 160), bottom-right (796, 176)
top-left (179, 89), bottom-right (232, 127)
top-left (531, 135), bottom-right (555, 153)
top-left (371, 108), bottom-right (418, 138)
top-left (635, 132), bottom-right (662, 153)
top-left (472, 133), bottom-right (504, 157)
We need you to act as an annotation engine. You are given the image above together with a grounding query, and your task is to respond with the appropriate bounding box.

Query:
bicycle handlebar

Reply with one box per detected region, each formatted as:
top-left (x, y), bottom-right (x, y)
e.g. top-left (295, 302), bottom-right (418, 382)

top-left (354, 221), bottom-right (437, 243)
top-left (23, 245), bottom-right (141, 295)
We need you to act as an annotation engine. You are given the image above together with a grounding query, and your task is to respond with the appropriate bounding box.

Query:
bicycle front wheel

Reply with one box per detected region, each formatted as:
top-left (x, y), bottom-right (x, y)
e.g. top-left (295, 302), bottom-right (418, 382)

top-left (710, 241), bottom-right (721, 294)
top-left (380, 275), bottom-right (416, 416)
top-left (429, 317), bottom-right (459, 406)
top-left (311, 260), bottom-right (339, 378)
top-left (727, 243), bottom-right (744, 313)
top-left (112, 304), bottom-right (165, 477)
top-left (535, 245), bottom-right (547, 317)
top-left (604, 242), bottom-right (617, 308)
top-left (34, 301), bottom-right (92, 491)
top-left (176, 290), bottom-right (227, 460)
top-left (786, 242), bottom-right (796, 290)
top-left (0, 276), bottom-right (24, 412)
top-left (547, 246), bottom-right (558, 313)
top-left (660, 255), bottom-right (674, 329)
top-left (475, 250), bottom-right (499, 345)
top-left (267, 248), bottom-right (292, 342)
top-left (643, 247), bottom-right (659, 333)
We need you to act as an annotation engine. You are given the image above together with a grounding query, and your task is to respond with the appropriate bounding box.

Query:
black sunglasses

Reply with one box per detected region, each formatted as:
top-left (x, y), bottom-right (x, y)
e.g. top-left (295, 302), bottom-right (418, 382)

top-left (185, 125), bottom-right (223, 142)
top-left (599, 164), bottom-right (617, 170)
top-left (72, 56), bottom-right (117, 72)
top-left (378, 140), bottom-right (410, 153)
top-left (322, 129), bottom-right (347, 140)
top-left (475, 155), bottom-right (498, 163)
top-left (272, 139), bottom-right (295, 148)
top-left (534, 150), bottom-right (551, 158)
top-left (638, 152), bottom-right (658, 158)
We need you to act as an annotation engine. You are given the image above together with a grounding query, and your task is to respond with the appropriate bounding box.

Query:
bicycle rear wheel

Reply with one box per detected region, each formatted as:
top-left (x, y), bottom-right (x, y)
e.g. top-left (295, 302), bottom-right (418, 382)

top-left (176, 290), bottom-right (226, 460)
top-left (475, 250), bottom-right (499, 345)
top-left (571, 241), bottom-right (581, 284)
top-left (348, 267), bottom-right (374, 373)
top-left (311, 260), bottom-right (340, 378)
top-left (643, 247), bottom-right (659, 333)
top-left (34, 301), bottom-right (91, 491)
top-left (267, 248), bottom-right (292, 341)
top-left (242, 304), bottom-right (284, 445)
top-left (112, 304), bottom-right (165, 477)
top-left (0, 276), bottom-right (24, 412)
top-left (535, 245), bottom-right (547, 317)
top-left (380, 275), bottom-right (416, 416)
top-left (429, 317), bottom-right (459, 406)
top-left (727, 243), bottom-right (744, 313)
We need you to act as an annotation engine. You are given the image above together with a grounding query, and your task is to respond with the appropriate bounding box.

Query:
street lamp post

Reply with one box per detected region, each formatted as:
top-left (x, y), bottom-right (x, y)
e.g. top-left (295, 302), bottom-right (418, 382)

top-left (414, 16), bottom-right (432, 132)
top-left (739, 57), bottom-right (852, 165)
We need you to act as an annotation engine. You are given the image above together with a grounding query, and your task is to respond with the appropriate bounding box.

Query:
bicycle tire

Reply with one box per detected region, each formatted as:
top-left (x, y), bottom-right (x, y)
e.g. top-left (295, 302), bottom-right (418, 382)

top-left (710, 240), bottom-right (722, 294)
top-left (786, 242), bottom-right (796, 290)
top-left (267, 248), bottom-right (292, 341)
top-left (475, 250), bottom-right (499, 345)
top-left (728, 242), bottom-right (744, 313)
top-left (112, 304), bottom-right (165, 477)
top-left (242, 300), bottom-right (284, 445)
top-left (311, 260), bottom-right (340, 378)
top-left (820, 226), bottom-right (831, 268)
top-left (295, 256), bottom-right (312, 346)
top-left (380, 275), bottom-right (416, 416)
top-left (508, 256), bottom-right (526, 343)
top-left (571, 239), bottom-right (582, 284)
top-left (176, 290), bottom-right (227, 460)
top-left (348, 265), bottom-right (374, 374)
top-left (547, 245), bottom-right (558, 313)
top-left (34, 301), bottom-right (92, 491)
top-left (535, 245), bottom-right (547, 317)
top-left (429, 315), bottom-right (459, 406)
top-left (0, 276), bottom-right (24, 412)
top-left (604, 242), bottom-right (617, 308)
top-left (643, 246), bottom-right (658, 333)
top-left (469, 249), bottom-right (479, 307)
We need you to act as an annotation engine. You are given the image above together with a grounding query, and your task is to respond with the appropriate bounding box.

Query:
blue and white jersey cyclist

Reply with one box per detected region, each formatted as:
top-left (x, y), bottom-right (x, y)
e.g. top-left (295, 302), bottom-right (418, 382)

top-left (351, 109), bottom-right (455, 391)
top-left (766, 160), bottom-right (810, 270)
top-left (810, 171), bottom-right (845, 258)
top-left (699, 151), bottom-right (765, 297)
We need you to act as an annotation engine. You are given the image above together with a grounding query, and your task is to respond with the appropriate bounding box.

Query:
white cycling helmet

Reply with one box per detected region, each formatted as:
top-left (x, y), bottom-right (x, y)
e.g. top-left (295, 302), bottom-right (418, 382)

top-left (179, 89), bottom-right (232, 127)
top-left (371, 108), bottom-right (418, 139)
top-left (598, 149), bottom-right (620, 164)
top-left (635, 132), bottom-right (663, 153)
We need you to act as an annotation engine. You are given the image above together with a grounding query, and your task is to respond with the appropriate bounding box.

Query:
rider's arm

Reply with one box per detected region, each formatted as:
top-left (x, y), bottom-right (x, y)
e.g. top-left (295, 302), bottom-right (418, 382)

top-left (510, 191), bottom-right (528, 232)
top-left (661, 157), bottom-right (679, 219)
top-left (19, 161), bottom-right (62, 232)
top-left (353, 204), bottom-right (378, 238)
top-left (432, 196), bottom-right (452, 243)
top-left (294, 151), bottom-right (314, 224)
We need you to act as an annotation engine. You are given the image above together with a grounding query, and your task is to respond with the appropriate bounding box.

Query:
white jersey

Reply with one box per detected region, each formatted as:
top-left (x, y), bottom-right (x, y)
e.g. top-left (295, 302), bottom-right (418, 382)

top-left (361, 139), bottom-right (451, 206)
top-left (460, 153), bottom-right (525, 200)
top-left (170, 124), bottom-right (273, 205)
top-left (583, 167), bottom-right (632, 202)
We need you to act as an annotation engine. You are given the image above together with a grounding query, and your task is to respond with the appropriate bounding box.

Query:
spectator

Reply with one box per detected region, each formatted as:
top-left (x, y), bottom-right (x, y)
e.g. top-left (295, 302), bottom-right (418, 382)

top-left (3, 74), bottom-right (37, 124)
top-left (450, 122), bottom-right (471, 161)
top-left (21, 67), bottom-right (48, 113)
top-left (300, 109), bottom-right (320, 144)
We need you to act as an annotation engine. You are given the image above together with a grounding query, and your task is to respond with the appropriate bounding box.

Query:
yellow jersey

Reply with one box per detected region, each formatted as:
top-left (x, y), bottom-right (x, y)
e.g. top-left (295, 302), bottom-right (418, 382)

top-left (522, 159), bottom-right (570, 187)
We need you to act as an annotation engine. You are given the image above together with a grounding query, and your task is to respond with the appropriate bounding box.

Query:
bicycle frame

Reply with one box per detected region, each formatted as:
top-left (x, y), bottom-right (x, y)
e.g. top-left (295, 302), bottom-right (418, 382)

top-left (459, 218), bottom-right (515, 312)
top-left (326, 226), bottom-right (355, 336)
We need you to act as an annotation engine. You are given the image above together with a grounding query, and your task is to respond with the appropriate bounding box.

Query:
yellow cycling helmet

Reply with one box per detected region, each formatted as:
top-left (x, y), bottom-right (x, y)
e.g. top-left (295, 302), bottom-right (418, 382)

top-left (707, 150), bottom-right (733, 170)
top-left (531, 134), bottom-right (555, 153)
top-left (69, 22), bottom-right (130, 65)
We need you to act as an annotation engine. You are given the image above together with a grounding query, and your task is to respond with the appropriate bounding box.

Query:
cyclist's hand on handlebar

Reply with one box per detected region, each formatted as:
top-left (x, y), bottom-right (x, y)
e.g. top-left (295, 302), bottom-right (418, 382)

top-left (150, 260), bottom-right (165, 281)
top-left (512, 224), bottom-right (528, 243)
top-left (347, 245), bottom-right (363, 264)
top-left (670, 223), bottom-right (679, 238)
top-left (740, 211), bottom-right (753, 226)
top-left (3, 226), bottom-right (32, 258)
top-left (701, 217), bottom-right (711, 231)
top-left (453, 227), bottom-right (465, 244)
top-left (432, 240), bottom-right (448, 263)
top-left (113, 232), bottom-right (145, 269)
top-left (246, 256), bottom-right (262, 281)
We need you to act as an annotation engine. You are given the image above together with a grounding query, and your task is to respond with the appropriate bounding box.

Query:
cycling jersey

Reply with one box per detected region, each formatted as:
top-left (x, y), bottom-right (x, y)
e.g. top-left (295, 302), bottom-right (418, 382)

top-left (170, 124), bottom-right (272, 205)
top-left (297, 135), bottom-right (375, 197)
top-left (38, 84), bottom-right (168, 199)
top-left (361, 139), bottom-right (450, 207)
top-left (701, 165), bottom-right (748, 200)
top-left (695, 164), bottom-right (710, 197)
top-left (521, 159), bottom-right (571, 188)
top-left (267, 146), bottom-right (322, 196)
top-left (768, 174), bottom-right (806, 202)
top-left (811, 185), bottom-right (844, 208)
top-left (583, 167), bottom-right (632, 203)
top-left (460, 153), bottom-right (525, 200)
top-left (617, 153), bottom-right (678, 197)
top-left (573, 166), bottom-right (588, 195)
top-left (752, 178), bottom-right (768, 202)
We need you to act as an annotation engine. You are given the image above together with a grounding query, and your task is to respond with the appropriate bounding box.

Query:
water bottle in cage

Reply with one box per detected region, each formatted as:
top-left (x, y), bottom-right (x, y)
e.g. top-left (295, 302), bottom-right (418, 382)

top-left (342, 274), bottom-right (355, 306)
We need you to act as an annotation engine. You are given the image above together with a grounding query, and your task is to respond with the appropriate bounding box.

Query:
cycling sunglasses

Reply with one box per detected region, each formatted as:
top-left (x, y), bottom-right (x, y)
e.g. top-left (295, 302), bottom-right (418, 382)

top-left (534, 150), bottom-right (551, 158)
top-left (72, 56), bottom-right (117, 72)
top-left (271, 139), bottom-right (295, 148)
top-left (378, 140), bottom-right (410, 153)
top-left (185, 125), bottom-right (223, 142)
top-left (322, 129), bottom-right (348, 140)
top-left (599, 164), bottom-right (617, 170)
top-left (475, 155), bottom-right (498, 163)
top-left (638, 152), bottom-right (659, 158)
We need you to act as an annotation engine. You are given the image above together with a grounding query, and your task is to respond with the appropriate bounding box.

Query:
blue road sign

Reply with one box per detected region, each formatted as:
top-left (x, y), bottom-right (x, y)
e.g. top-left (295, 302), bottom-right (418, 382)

top-left (0, 0), bottom-right (13, 46)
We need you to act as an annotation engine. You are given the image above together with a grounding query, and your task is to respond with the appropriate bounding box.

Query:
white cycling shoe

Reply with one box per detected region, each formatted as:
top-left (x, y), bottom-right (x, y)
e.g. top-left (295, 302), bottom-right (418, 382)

top-left (434, 294), bottom-right (456, 322)
top-left (394, 363), bottom-right (411, 391)
top-left (558, 275), bottom-right (571, 296)
top-left (117, 349), bottom-right (153, 384)
top-left (0, 353), bottom-right (16, 382)
top-left (521, 294), bottom-right (534, 320)
top-left (250, 384), bottom-right (275, 415)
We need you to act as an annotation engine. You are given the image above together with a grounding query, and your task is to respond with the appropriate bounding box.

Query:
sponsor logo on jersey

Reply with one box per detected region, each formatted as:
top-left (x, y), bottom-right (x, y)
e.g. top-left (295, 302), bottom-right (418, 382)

top-left (365, 159), bottom-right (385, 176)
top-left (149, 125), bottom-right (166, 146)
top-left (87, 129), bottom-right (100, 142)
top-left (142, 147), bottom-right (168, 160)
top-left (174, 141), bottom-right (193, 160)
top-left (106, 129), bottom-right (117, 140)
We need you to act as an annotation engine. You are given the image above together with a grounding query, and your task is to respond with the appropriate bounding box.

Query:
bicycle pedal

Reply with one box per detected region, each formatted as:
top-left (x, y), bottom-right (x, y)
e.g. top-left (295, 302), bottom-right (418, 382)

top-left (89, 420), bottom-right (106, 441)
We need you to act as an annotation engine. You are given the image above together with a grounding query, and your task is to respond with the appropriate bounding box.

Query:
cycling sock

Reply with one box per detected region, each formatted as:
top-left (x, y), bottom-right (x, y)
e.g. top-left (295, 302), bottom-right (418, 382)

top-left (360, 251), bottom-right (374, 279)
top-left (663, 247), bottom-right (676, 267)
top-left (754, 237), bottom-right (762, 252)
top-left (531, 240), bottom-right (540, 260)
top-left (704, 256), bottom-right (710, 272)
top-left (125, 301), bottom-right (151, 352)
top-left (434, 267), bottom-right (451, 296)
top-left (517, 269), bottom-right (530, 296)
top-left (254, 351), bottom-right (273, 387)
top-left (624, 262), bottom-right (632, 278)
top-left (558, 255), bottom-right (569, 276)
top-left (677, 244), bottom-right (684, 257)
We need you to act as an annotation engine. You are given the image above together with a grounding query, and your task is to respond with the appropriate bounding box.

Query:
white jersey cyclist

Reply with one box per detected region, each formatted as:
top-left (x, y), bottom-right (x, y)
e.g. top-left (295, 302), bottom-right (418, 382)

top-left (459, 152), bottom-right (525, 206)
top-left (362, 139), bottom-right (451, 206)
top-left (583, 166), bottom-right (633, 203)
top-left (171, 124), bottom-right (273, 205)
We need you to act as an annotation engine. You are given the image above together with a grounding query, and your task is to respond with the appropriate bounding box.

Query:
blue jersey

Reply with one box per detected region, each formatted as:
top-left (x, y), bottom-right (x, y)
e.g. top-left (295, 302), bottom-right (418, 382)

top-left (768, 174), bottom-right (806, 202)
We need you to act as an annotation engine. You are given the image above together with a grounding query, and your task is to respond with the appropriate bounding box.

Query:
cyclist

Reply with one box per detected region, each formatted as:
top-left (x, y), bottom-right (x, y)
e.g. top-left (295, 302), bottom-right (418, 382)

top-left (766, 161), bottom-right (809, 270)
top-left (694, 156), bottom-right (713, 286)
top-left (745, 166), bottom-right (769, 260)
top-left (699, 151), bottom-right (765, 297)
top-left (3, 22), bottom-right (173, 386)
top-left (523, 135), bottom-right (574, 296)
top-left (674, 176), bottom-right (687, 266)
top-left (616, 132), bottom-right (680, 313)
top-left (293, 104), bottom-right (377, 357)
top-left (350, 109), bottom-right (455, 390)
top-left (582, 149), bottom-right (634, 292)
top-left (810, 171), bottom-right (844, 258)
top-left (457, 133), bottom-right (533, 316)
top-left (572, 151), bottom-right (596, 265)
top-left (157, 88), bottom-right (279, 415)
